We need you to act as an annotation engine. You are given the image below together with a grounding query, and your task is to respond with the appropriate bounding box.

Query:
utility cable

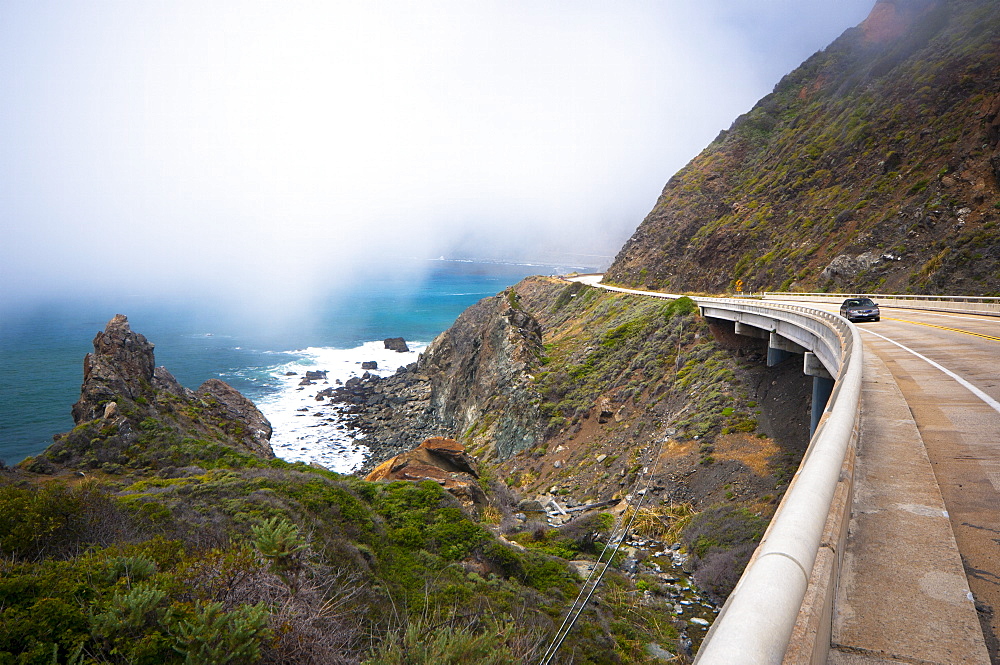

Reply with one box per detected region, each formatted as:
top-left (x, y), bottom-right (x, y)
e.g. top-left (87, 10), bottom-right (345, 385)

top-left (537, 437), bottom-right (667, 665)
top-left (536, 516), bottom-right (621, 664)
top-left (540, 485), bottom-right (651, 665)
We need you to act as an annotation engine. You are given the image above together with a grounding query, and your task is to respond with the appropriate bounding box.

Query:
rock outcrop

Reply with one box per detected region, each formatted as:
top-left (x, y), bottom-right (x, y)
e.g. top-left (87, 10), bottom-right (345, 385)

top-left (383, 337), bottom-right (409, 353)
top-left (196, 379), bottom-right (273, 457)
top-left (330, 290), bottom-right (545, 471)
top-left (365, 437), bottom-right (487, 510)
top-left (47, 314), bottom-right (274, 470)
top-left (72, 314), bottom-right (159, 423)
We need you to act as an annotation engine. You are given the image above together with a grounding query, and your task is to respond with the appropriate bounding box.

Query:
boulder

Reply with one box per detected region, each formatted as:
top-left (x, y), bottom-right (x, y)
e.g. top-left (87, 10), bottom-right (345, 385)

top-left (516, 499), bottom-right (547, 523)
top-left (596, 397), bottom-right (620, 424)
top-left (365, 437), bottom-right (485, 509)
top-left (361, 361), bottom-right (378, 370)
top-left (819, 252), bottom-right (882, 284)
top-left (418, 437), bottom-right (479, 476)
top-left (383, 337), bottom-right (410, 353)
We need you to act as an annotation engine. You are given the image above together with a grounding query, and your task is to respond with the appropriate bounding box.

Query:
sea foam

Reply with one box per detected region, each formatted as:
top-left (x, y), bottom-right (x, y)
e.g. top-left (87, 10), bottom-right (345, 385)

top-left (255, 340), bottom-right (426, 472)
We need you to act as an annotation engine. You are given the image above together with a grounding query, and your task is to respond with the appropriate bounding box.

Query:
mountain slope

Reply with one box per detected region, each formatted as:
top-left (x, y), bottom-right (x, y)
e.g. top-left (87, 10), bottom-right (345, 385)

top-left (605, 0), bottom-right (1000, 295)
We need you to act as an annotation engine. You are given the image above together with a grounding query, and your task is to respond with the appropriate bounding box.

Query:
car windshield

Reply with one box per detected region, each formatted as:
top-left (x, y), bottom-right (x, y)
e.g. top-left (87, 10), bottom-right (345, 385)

top-left (845, 298), bottom-right (875, 307)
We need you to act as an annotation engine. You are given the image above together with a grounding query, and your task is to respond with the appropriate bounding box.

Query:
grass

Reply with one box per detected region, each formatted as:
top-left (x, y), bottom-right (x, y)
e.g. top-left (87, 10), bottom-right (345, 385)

top-left (622, 504), bottom-right (696, 543)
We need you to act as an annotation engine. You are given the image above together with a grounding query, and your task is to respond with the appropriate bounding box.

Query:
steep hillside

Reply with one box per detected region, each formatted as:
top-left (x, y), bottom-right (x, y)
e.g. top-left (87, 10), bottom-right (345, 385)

top-left (338, 278), bottom-right (810, 512)
top-left (493, 279), bottom-right (810, 512)
top-left (606, 0), bottom-right (1000, 295)
top-left (339, 276), bottom-right (813, 602)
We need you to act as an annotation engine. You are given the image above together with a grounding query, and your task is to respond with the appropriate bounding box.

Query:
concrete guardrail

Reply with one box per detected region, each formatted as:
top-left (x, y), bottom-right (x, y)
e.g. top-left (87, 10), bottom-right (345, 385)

top-left (578, 279), bottom-right (862, 664)
top-left (690, 298), bottom-right (861, 665)
top-left (762, 292), bottom-right (1000, 317)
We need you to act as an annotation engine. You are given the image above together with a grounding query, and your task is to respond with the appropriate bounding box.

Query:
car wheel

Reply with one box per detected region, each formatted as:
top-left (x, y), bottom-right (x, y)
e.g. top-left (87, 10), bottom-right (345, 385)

top-left (873, 316), bottom-right (880, 321)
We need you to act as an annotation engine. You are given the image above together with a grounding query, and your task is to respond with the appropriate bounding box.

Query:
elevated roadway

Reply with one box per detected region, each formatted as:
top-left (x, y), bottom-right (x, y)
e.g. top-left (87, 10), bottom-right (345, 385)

top-left (571, 275), bottom-right (1000, 664)
top-left (774, 301), bottom-right (1000, 664)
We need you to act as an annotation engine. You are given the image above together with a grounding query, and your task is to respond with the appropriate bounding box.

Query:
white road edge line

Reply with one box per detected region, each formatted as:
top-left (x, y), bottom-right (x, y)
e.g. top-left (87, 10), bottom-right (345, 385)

top-left (861, 328), bottom-right (1000, 415)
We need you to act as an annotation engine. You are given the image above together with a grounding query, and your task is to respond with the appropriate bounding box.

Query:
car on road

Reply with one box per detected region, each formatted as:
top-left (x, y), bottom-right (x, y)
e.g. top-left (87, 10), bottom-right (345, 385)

top-left (840, 297), bottom-right (880, 322)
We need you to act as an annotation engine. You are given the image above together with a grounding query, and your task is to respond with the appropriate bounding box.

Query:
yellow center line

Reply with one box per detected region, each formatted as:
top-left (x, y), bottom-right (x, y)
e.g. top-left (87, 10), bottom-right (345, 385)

top-left (884, 317), bottom-right (1000, 341)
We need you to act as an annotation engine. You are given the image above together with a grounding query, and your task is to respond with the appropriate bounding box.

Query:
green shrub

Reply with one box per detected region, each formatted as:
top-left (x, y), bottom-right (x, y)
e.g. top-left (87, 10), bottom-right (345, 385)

top-left (167, 600), bottom-right (270, 665)
top-left (90, 584), bottom-right (172, 661)
top-left (0, 481), bottom-right (128, 560)
top-left (251, 516), bottom-right (307, 591)
top-left (664, 296), bottom-right (698, 319)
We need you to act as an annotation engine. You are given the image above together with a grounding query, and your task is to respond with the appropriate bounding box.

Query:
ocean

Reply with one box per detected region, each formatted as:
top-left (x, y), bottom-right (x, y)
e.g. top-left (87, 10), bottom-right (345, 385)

top-left (0, 259), bottom-right (582, 471)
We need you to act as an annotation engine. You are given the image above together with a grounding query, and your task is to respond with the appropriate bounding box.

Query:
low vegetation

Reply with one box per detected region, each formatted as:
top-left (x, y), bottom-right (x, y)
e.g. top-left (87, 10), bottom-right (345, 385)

top-left (1, 432), bottom-right (686, 664)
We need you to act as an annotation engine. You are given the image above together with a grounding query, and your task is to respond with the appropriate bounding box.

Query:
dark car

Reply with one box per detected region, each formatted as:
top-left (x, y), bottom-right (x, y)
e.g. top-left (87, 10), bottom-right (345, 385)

top-left (840, 297), bottom-right (880, 322)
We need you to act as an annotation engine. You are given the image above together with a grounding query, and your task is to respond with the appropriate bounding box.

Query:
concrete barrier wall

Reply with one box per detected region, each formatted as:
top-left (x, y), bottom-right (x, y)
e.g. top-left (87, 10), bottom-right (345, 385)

top-left (690, 299), bottom-right (862, 665)
top-left (569, 278), bottom-right (863, 663)
top-left (763, 292), bottom-right (1000, 317)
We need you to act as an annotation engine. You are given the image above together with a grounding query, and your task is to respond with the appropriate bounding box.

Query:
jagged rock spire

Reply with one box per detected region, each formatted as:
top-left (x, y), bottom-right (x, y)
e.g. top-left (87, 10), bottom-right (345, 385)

top-left (72, 314), bottom-right (156, 424)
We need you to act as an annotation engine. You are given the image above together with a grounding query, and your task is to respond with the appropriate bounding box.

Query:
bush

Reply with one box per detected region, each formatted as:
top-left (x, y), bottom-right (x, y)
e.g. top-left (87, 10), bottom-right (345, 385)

top-left (553, 512), bottom-right (614, 554)
top-left (681, 504), bottom-right (767, 602)
top-left (364, 616), bottom-right (525, 664)
top-left (691, 542), bottom-right (759, 601)
top-left (168, 600), bottom-right (270, 665)
top-left (0, 481), bottom-right (132, 560)
top-left (664, 296), bottom-right (699, 319)
top-left (251, 516), bottom-right (308, 592)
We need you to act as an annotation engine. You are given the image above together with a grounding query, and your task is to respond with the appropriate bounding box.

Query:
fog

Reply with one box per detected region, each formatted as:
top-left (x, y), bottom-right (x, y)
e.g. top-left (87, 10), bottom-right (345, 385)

top-left (0, 0), bottom-right (875, 316)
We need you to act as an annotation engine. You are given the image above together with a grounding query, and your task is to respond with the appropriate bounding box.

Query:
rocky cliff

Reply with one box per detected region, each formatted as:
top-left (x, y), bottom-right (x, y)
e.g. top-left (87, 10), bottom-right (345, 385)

top-left (338, 277), bottom-right (811, 515)
top-left (34, 314), bottom-right (273, 473)
top-left (605, 0), bottom-right (1000, 295)
top-left (332, 289), bottom-right (546, 470)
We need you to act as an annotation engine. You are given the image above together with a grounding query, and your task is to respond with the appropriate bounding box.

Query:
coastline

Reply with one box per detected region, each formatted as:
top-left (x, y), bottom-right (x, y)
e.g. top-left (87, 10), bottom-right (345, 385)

top-left (255, 340), bottom-right (426, 472)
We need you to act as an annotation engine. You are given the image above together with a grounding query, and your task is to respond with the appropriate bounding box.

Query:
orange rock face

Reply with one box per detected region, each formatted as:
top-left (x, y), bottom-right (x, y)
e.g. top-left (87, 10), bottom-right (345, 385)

top-left (365, 438), bottom-right (486, 510)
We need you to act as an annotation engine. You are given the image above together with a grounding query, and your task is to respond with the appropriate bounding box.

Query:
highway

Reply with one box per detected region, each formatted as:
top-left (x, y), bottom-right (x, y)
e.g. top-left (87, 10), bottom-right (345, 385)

top-left (785, 302), bottom-right (1000, 661)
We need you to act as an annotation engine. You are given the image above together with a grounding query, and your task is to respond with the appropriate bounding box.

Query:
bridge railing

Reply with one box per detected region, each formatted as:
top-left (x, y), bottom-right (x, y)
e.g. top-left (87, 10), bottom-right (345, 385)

top-left (689, 298), bottom-right (862, 665)
top-left (762, 292), bottom-right (1000, 317)
top-left (572, 278), bottom-right (864, 663)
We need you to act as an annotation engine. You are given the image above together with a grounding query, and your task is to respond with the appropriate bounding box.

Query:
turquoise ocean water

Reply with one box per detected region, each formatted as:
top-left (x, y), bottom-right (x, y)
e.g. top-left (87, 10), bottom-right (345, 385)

top-left (0, 260), bottom-right (580, 468)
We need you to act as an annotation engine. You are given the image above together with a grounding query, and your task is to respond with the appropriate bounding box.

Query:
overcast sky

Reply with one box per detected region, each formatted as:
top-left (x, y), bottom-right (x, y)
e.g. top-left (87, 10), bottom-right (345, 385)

top-left (0, 0), bottom-right (876, 312)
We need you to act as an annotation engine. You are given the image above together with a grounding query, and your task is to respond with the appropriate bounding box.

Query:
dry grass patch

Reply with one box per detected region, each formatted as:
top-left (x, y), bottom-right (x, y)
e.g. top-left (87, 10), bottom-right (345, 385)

top-left (712, 433), bottom-right (779, 476)
top-left (623, 503), bottom-right (696, 543)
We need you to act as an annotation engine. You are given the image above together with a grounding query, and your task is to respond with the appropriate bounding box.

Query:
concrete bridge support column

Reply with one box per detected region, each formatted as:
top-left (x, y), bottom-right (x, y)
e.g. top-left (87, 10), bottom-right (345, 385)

top-left (768, 332), bottom-right (806, 367)
top-left (805, 352), bottom-right (835, 436)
